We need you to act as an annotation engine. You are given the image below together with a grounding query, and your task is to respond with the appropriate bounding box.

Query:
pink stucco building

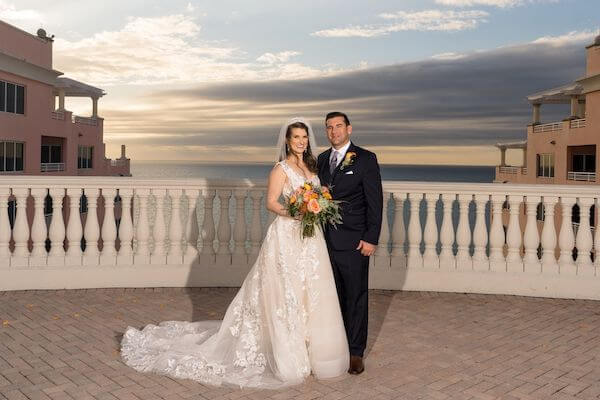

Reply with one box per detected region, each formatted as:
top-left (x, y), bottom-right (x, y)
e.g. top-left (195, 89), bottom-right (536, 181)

top-left (0, 20), bottom-right (130, 176)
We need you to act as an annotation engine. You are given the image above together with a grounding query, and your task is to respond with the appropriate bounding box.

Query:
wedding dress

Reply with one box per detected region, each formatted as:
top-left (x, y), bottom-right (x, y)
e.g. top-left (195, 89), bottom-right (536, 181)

top-left (120, 160), bottom-right (349, 389)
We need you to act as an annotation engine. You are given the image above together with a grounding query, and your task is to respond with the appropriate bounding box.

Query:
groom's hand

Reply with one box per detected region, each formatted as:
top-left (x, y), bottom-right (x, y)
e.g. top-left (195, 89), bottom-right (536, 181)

top-left (356, 240), bottom-right (376, 257)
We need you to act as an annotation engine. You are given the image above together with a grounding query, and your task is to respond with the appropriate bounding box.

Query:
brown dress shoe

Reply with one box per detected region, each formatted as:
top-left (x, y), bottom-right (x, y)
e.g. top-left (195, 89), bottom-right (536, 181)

top-left (348, 355), bottom-right (364, 374)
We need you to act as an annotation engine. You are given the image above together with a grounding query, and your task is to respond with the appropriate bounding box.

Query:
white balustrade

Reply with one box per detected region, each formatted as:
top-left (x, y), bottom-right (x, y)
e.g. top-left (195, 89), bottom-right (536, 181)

top-left (0, 176), bottom-right (599, 300)
top-left (595, 198), bottom-right (600, 270)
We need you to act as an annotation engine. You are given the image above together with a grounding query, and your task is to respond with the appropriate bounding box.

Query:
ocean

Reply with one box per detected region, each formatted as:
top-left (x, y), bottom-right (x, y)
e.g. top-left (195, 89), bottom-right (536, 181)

top-left (130, 161), bottom-right (495, 183)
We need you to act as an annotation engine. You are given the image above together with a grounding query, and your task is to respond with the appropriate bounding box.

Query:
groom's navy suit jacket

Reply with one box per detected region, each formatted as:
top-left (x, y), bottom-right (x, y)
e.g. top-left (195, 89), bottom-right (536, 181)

top-left (317, 142), bottom-right (383, 251)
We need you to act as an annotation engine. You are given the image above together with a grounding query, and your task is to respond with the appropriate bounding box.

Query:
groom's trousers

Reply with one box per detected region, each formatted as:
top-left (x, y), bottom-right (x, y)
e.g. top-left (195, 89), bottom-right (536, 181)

top-left (328, 247), bottom-right (369, 357)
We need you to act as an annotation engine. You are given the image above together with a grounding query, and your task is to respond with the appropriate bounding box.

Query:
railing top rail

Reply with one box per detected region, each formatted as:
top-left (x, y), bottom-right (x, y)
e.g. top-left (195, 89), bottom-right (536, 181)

top-left (1, 176), bottom-right (600, 197)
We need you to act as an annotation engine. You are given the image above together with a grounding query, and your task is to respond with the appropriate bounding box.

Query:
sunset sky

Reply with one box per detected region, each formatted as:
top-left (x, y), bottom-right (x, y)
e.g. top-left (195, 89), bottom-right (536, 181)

top-left (1, 0), bottom-right (598, 164)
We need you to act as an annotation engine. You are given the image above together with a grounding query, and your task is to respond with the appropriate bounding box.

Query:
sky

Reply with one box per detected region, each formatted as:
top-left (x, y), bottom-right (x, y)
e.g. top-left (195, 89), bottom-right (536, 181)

top-left (1, 0), bottom-right (599, 165)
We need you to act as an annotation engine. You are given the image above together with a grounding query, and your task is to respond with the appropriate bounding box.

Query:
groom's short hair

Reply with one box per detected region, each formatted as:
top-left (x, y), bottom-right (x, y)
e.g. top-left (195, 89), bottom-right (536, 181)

top-left (325, 111), bottom-right (350, 126)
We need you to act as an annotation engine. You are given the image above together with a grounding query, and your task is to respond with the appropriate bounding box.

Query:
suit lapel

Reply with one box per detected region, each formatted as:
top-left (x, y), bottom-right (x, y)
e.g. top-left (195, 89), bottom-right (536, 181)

top-left (321, 148), bottom-right (333, 184)
top-left (331, 142), bottom-right (356, 184)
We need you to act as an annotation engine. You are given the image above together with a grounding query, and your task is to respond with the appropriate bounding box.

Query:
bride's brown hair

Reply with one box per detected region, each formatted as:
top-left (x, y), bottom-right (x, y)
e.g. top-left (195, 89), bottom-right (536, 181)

top-left (285, 121), bottom-right (318, 173)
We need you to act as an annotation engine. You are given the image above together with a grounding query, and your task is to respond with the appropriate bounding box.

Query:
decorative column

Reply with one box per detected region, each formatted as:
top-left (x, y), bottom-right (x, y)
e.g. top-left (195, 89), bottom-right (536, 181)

top-left (215, 189), bottom-right (232, 266)
top-left (540, 196), bottom-right (558, 274)
top-left (232, 189), bottom-right (248, 266)
top-left (506, 195), bottom-right (523, 272)
top-left (150, 189), bottom-right (167, 265)
top-left (500, 148), bottom-right (506, 167)
top-left (134, 189), bottom-right (151, 264)
top-left (575, 197), bottom-right (594, 274)
top-left (92, 96), bottom-right (99, 118)
top-left (489, 195), bottom-right (506, 272)
top-left (422, 193), bottom-right (438, 269)
top-left (248, 190), bottom-right (263, 265)
top-left (167, 189), bottom-right (184, 264)
top-left (58, 89), bottom-right (65, 111)
top-left (523, 196), bottom-right (541, 273)
top-left (30, 189), bottom-right (48, 265)
top-left (82, 189), bottom-right (100, 266)
top-left (532, 103), bottom-right (541, 124)
top-left (0, 188), bottom-right (11, 262)
top-left (390, 192), bottom-right (406, 269)
top-left (99, 188), bottom-right (117, 265)
top-left (374, 191), bottom-right (391, 268)
top-left (455, 194), bottom-right (472, 270)
top-left (11, 188), bottom-right (30, 267)
top-left (117, 188), bottom-right (134, 265)
top-left (439, 193), bottom-right (455, 270)
top-left (200, 189), bottom-right (216, 265)
top-left (65, 189), bottom-right (83, 266)
top-left (570, 95), bottom-right (579, 118)
top-left (47, 188), bottom-right (66, 266)
top-left (472, 194), bottom-right (489, 271)
top-left (558, 197), bottom-right (576, 273)
top-left (406, 193), bottom-right (422, 269)
top-left (183, 189), bottom-right (200, 263)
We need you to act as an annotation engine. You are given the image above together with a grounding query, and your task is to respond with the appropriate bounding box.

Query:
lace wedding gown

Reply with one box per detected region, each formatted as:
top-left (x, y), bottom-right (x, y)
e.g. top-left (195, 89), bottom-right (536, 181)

top-left (120, 160), bottom-right (349, 389)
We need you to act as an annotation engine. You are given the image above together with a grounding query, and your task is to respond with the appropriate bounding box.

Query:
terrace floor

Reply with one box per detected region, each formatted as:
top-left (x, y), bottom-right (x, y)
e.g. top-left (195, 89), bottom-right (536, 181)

top-left (1, 288), bottom-right (600, 399)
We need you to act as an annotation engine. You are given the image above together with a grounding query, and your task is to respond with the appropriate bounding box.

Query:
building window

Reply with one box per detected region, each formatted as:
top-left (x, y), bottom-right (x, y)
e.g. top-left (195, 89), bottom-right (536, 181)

top-left (537, 153), bottom-right (554, 178)
top-left (0, 80), bottom-right (25, 115)
top-left (572, 154), bottom-right (595, 172)
top-left (41, 145), bottom-right (62, 164)
top-left (78, 146), bottom-right (93, 169)
top-left (0, 141), bottom-right (24, 172)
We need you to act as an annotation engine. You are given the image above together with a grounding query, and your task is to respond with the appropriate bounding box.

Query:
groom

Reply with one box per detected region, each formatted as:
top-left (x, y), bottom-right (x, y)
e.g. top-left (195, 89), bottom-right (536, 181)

top-left (317, 112), bottom-right (383, 375)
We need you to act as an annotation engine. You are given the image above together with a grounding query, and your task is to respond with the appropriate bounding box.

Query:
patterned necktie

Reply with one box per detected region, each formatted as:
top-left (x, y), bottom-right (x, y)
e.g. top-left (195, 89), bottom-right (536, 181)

top-left (329, 150), bottom-right (338, 175)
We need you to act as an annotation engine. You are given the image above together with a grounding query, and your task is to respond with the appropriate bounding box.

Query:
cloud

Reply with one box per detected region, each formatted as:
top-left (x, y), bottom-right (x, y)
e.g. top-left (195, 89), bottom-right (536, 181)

top-left (100, 30), bottom-right (590, 163)
top-left (435, 0), bottom-right (558, 7)
top-left (531, 30), bottom-right (598, 46)
top-left (0, 0), bottom-right (45, 32)
top-left (53, 15), bottom-right (335, 85)
top-left (312, 9), bottom-right (488, 38)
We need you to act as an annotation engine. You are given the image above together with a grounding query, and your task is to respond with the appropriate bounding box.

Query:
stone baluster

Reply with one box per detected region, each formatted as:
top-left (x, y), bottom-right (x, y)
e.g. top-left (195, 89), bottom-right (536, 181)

top-left (65, 189), bottom-right (83, 265)
top-left (232, 189), bottom-right (248, 265)
top-left (575, 197), bottom-right (594, 274)
top-left (455, 194), bottom-right (472, 270)
top-left (0, 188), bottom-right (11, 261)
top-left (248, 190), bottom-right (263, 264)
top-left (150, 188), bottom-right (167, 264)
top-left (558, 196), bottom-right (576, 273)
top-left (117, 188), bottom-right (134, 265)
top-left (374, 191), bottom-right (391, 268)
top-left (523, 195), bottom-right (541, 273)
top-left (100, 188), bottom-right (117, 265)
top-left (407, 193), bottom-right (422, 268)
top-left (489, 195), bottom-right (506, 271)
top-left (134, 189), bottom-right (151, 264)
top-left (200, 189), bottom-right (216, 265)
top-left (540, 196), bottom-right (558, 273)
top-left (472, 194), bottom-right (489, 271)
top-left (184, 189), bottom-right (200, 261)
top-left (216, 189), bottom-right (232, 265)
top-left (30, 189), bottom-right (48, 261)
top-left (48, 188), bottom-right (66, 262)
top-left (82, 188), bottom-right (100, 265)
top-left (167, 189), bottom-right (184, 264)
top-left (11, 188), bottom-right (30, 267)
top-left (439, 193), bottom-right (455, 270)
top-left (422, 193), bottom-right (438, 269)
top-left (390, 192), bottom-right (406, 268)
top-left (506, 195), bottom-right (523, 272)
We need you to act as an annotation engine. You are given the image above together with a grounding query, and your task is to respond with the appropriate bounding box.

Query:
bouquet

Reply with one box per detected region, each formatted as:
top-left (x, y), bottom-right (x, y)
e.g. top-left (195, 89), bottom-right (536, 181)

top-left (285, 182), bottom-right (342, 238)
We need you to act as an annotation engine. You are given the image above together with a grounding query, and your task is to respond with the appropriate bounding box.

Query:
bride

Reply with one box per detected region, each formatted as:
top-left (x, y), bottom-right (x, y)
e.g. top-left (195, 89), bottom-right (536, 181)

top-left (120, 117), bottom-right (349, 389)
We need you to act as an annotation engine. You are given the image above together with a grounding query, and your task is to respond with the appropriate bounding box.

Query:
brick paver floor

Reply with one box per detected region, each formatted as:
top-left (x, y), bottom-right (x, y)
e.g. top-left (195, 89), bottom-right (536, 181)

top-left (1, 288), bottom-right (600, 399)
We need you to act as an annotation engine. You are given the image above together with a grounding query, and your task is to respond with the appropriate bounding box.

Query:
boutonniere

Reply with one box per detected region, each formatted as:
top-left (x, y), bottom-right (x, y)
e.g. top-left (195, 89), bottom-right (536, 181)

top-left (340, 151), bottom-right (356, 170)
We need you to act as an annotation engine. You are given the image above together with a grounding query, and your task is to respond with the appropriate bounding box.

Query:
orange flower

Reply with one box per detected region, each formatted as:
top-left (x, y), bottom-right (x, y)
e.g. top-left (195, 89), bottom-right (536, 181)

top-left (303, 183), bottom-right (312, 190)
top-left (307, 198), bottom-right (321, 214)
top-left (303, 190), bottom-right (314, 202)
top-left (289, 195), bottom-right (297, 204)
top-left (311, 193), bottom-right (318, 200)
top-left (323, 192), bottom-right (332, 200)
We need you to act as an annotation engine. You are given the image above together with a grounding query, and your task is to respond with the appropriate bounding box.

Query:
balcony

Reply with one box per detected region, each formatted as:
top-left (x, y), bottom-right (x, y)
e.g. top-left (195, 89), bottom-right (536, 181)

top-left (532, 122), bottom-right (562, 133)
top-left (73, 115), bottom-right (98, 126)
top-left (40, 162), bottom-right (65, 172)
top-left (531, 118), bottom-right (586, 134)
top-left (567, 171), bottom-right (596, 182)
top-left (1, 176), bottom-right (600, 301)
top-left (570, 118), bottom-right (586, 129)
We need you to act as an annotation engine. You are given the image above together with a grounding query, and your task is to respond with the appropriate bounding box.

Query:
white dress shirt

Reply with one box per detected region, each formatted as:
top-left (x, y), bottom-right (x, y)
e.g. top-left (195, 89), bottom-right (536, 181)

top-left (330, 141), bottom-right (352, 169)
